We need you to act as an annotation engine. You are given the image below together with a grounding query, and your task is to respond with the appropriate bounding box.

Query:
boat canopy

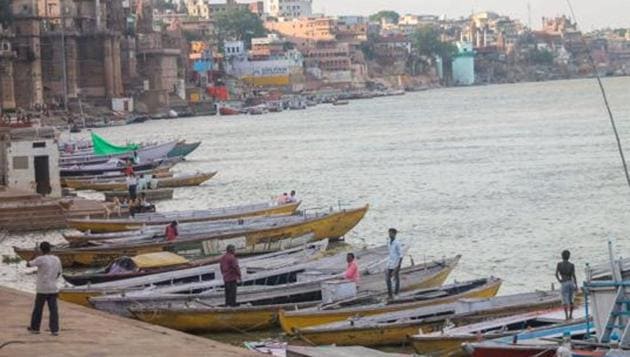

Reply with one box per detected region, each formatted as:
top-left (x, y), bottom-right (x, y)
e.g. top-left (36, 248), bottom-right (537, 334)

top-left (92, 132), bottom-right (139, 156)
top-left (130, 252), bottom-right (189, 269)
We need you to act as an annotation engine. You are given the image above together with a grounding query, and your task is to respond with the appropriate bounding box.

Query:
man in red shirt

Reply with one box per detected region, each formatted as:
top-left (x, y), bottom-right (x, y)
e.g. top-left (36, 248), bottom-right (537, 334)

top-left (219, 244), bottom-right (241, 307)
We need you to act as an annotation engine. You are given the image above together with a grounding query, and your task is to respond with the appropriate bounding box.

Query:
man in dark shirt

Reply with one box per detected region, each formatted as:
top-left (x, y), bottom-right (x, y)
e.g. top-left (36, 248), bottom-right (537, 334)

top-left (219, 244), bottom-right (241, 307)
top-left (555, 250), bottom-right (577, 320)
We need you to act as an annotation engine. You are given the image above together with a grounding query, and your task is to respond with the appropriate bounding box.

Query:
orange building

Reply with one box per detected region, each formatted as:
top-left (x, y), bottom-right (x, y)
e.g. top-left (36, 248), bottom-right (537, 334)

top-left (265, 17), bottom-right (336, 49)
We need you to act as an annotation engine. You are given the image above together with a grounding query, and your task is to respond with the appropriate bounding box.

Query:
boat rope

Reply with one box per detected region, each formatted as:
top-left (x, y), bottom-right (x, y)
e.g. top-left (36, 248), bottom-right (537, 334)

top-left (564, 0), bottom-right (630, 191)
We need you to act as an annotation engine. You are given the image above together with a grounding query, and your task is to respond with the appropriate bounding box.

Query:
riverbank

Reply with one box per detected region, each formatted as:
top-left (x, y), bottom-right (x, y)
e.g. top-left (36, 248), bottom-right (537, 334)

top-left (0, 287), bottom-right (257, 356)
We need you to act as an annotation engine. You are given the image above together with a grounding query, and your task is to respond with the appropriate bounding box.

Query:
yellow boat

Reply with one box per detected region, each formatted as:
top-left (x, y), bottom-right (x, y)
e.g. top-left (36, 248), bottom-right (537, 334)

top-left (67, 201), bottom-right (301, 233)
top-left (131, 303), bottom-right (317, 333)
top-left (291, 288), bottom-right (568, 348)
top-left (14, 205), bottom-right (369, 267)
top-left (126, 256), bottom-right (460, 332)
top-left (63, 171), bottom-right (216, 191)
top-left (279, 277), bottom-right (502, 334)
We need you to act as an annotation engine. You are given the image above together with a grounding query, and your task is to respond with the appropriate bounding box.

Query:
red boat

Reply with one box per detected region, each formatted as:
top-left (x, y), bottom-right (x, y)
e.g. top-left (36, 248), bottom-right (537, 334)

top-left (219, 106), bottom-right (241, 116)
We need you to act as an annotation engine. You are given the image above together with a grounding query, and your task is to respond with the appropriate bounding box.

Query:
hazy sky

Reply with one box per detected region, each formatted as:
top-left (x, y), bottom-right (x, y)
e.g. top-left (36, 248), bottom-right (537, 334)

top-left (313, 0), bottom-right (630, 30)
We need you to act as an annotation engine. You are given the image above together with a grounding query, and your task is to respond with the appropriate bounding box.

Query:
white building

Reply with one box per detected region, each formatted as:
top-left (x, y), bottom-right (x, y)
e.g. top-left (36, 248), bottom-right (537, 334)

top-left (266, 0), bottom-right (312, 18)
top-left (0, 127), bottom-right (61, 197)
top-left (452, 41), bottom-right (475, 86)
top-left (224, 40), bottom-right (245, 58)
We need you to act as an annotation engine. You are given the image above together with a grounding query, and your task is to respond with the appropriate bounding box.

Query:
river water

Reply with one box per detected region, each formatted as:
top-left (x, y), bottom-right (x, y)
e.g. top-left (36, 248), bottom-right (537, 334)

top-left (3, 77), bottom-right (630, 295)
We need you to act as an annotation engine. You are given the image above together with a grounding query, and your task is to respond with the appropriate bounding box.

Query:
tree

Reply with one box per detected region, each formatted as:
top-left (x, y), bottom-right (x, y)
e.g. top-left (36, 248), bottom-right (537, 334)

top-left (369, 10), bottom-right (400, 24)
top-left (215, 8), bottom-right (267, 51)
top-left (527, 48), bottom-right (554, 65)
top-left (407, 26), bottom-right (457, 75)
top-left (411, 26), bottom-right (457, 59)
top-left (0, 0), bottom-right (13, 28)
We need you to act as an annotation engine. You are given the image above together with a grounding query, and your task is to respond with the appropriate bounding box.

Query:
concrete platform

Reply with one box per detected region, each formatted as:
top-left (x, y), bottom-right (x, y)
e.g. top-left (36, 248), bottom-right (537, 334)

top-left (0, 287), bottom-right (258, 356)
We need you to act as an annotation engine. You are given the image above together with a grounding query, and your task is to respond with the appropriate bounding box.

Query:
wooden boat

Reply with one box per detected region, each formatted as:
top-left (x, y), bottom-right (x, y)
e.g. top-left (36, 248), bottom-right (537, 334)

top-left (284, 278), bottom-right (501, 346)
top-left (332, 100), bottom-right (350, 106)
top-left (462, 319), bottom-right (589, 357)
top-left (279, 276), bottom-right (498, 334)
top-left (219, 106), bottom-right (241, 116)
top-left (59, 141), bottom-right (178, 166)
top-left (167, 141), bottom-right (201, 158)
top-left (63, 171), bottom-right (216, 192)
top-left (58, 237), bottom-right (327, 306)
top-left (62, 251), bottom-right (191, 286)
top-left (123, 256), bottom-right (461, 328)
top-left (14, 205), bottom-right (369, 268)
top-left (408, 307), bottom-right (576, 356)
top-left (60, 159), bottom-right (168, 177)
top-left (288, 289), bottom-right (566, 347)
top-left (103, 188), bottom-right (174, 202)
top-left (86, 242), bottom-right (397, 314)
top-left (61, 165), bottom-right (175, 188)
top-left (66, 201), bottom-right (300, 234)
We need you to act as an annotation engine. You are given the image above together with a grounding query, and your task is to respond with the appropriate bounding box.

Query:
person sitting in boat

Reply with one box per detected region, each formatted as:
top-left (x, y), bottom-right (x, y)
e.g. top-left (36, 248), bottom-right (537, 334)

top-left (139, 192), bottom-right (155, 212)
top-left (165, 221), bottom-right (178, 242)
top-left (344, 253), bottom-right (360, 283)
top-left (276, 193), bottom-right (289, 204)
top-left (286, 190), bottom-right (298, 203)
top-left (107, 257), bottom-right (138, 275)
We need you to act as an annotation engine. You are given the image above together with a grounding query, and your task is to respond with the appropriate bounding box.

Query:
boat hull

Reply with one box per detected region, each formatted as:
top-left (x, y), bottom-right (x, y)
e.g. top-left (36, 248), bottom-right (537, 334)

top-left (167, 141), bottom-right (201, 158)
top-left (410, 335), bottom-right (476, 356)
top-left (67, 201), bottom-right (300, 233)
top-left (64, 172), bottom-right (216, 192)
top-left (288, 282), bottom-right (502, 346)
top-left (131, 303), bottom-right (314, 333)
top-left (103, 188), bottom-right (174, 202)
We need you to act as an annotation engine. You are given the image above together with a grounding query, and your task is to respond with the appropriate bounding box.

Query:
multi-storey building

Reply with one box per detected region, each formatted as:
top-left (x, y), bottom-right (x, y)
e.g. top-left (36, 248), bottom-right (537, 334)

top-left (266, 0), bottom-right (312, 19)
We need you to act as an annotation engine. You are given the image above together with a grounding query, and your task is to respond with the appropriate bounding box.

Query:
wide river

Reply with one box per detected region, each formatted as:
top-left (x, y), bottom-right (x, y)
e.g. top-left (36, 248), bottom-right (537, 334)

top-left (3, 77), bottom-right (630, 294)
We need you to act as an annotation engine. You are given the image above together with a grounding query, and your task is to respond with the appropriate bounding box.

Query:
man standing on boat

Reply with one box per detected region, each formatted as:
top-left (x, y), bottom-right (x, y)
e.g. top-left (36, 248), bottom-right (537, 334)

top-left (555, 250), bottom-right (577, 320)
top-left (386, 228), bottom-right (402, 299)
top-left (27, 241), bottom-right (62, 336)
top-left (220, 244), bottom-right (241, 307)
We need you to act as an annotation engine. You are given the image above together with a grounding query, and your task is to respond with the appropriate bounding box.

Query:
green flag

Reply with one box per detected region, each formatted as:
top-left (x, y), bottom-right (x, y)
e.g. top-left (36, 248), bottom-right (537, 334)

top-left (91, 132), bottom-right (139, 156)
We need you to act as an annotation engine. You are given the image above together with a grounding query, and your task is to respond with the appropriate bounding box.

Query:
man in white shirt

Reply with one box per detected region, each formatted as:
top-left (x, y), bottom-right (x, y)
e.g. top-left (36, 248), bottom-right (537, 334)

top-left (287, 190), bottom-right (298, 203)
top-left (386, 228), bottom-right (402, 299)
top-left (27, 241), bottom-right (62, 335)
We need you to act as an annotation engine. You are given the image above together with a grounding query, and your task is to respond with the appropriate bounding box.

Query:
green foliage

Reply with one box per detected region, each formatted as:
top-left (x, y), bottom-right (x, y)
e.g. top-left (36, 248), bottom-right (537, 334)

top-left (0, 0), bottom-right (13, 27)
top-left (360, 42), bottom-right (375, 61)
top-left (613, 28), bottom-right (627, 38)
top-left (153, 0), bottom-right (177, 11)
top-left (527, 49), bottom-right (554, 65)
top-left (215, 8), bottom-right (267, 51)
top-left (369, 10), bottom-right (400, 24)
top-left (410, 26), bottom-right (457, 60)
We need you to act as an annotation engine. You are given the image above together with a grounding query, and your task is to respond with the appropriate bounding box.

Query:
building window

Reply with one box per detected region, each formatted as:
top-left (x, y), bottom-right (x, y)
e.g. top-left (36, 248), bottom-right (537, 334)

top-left (13, 156), bottom-right (29, 170)
top-left (33, 142), bottom-right (46, 148)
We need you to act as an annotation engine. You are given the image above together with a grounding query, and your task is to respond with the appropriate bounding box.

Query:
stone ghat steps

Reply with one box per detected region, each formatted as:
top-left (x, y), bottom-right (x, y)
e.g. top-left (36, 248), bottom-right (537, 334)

top-left (0, 204), bottom-right (67, 231)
